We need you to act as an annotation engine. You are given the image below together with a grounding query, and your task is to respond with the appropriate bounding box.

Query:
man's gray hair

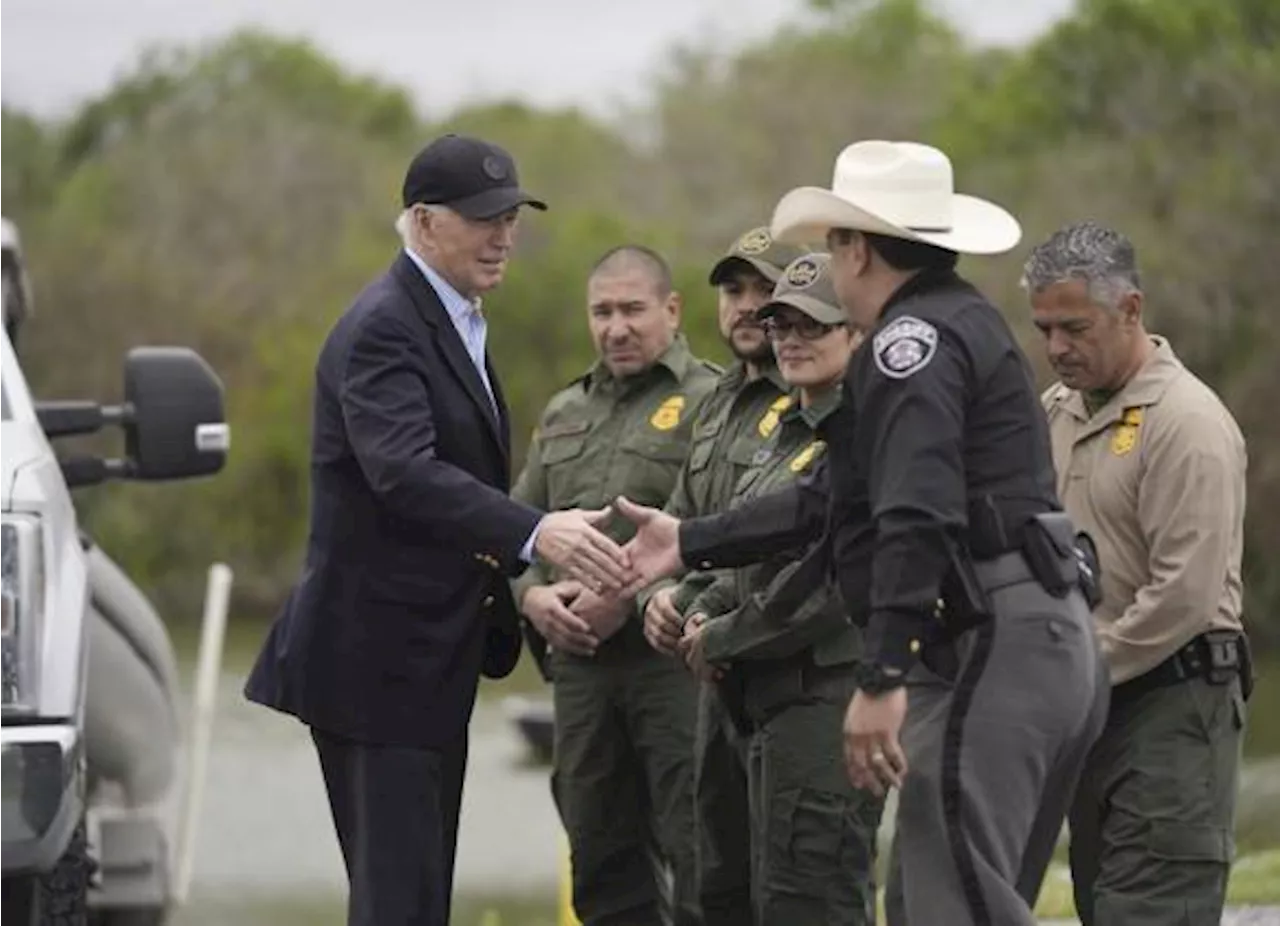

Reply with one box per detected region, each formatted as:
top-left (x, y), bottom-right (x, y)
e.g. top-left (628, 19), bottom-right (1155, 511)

top-left (394, 204), bottom-right (450, 248)
top-left (1019, 221), bottom-right (1142, 309)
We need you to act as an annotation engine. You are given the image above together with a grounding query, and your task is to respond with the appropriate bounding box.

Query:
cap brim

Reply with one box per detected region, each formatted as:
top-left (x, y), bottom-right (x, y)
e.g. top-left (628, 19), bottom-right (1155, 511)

top-left (449, 187), bottom-right (549, 221)
top-left (758, 294), bottom-right (847, 325)
top-left (708, 255), bottom-right (784, 286)
top-left (769, 187), bottom-right (1021, 255)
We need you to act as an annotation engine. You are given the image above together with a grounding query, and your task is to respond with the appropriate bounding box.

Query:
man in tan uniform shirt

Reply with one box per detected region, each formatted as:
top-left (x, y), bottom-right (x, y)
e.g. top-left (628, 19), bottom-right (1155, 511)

top-left (1024, 221), bottom-right (1251, 926)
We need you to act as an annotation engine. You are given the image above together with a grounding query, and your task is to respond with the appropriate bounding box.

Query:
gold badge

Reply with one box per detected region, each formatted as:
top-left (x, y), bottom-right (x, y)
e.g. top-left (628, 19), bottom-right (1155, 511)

top-left (737, 227), bottom-right (772, 255)
top-left (784, 257), bottom-right (821, 288)
top-left (757, 395), bottom-right (793, 437)
top-left (789, 440), bottom-right (825, 473)
top-left (650, 395), bottom-right (686, 431)
top-left (1110, 407), bottom-right (1143, 456)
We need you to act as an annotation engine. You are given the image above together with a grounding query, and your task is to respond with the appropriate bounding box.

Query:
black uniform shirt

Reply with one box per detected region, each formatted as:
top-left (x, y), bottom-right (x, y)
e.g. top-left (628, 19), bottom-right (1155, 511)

top-left (681, 268), bottom-right (1060, 673)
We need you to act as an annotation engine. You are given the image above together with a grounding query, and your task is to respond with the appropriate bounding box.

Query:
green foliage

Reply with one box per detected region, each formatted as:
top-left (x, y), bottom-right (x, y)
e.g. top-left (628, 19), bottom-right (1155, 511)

top-left (5, 2), bottom-right (1279, 645)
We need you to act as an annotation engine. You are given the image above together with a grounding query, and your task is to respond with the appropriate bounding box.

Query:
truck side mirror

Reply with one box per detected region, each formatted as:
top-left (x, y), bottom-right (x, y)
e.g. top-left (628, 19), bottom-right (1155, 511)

top-left (123, 347), bottom-right (229, 481)
top-left (37, 347), bottom-right (230, 488)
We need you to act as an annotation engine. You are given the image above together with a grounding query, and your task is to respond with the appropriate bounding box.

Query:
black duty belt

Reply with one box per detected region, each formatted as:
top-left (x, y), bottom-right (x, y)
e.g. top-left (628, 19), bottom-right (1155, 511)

top-left (728, 657), bottom-right (859, 733)
top-left (1112, 630), bottom-right (1252, 706)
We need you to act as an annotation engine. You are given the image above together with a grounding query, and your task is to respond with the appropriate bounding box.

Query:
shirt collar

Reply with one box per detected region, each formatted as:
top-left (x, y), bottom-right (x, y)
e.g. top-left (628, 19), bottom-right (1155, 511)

top-left (585, 333), bottom-right (693, 389)
top-left (781, 383), bottom-right (842, 430)
top-left (403, 247), bottom-right (479, 325)
top-left (1057, 335), bottom-right (1182, 422)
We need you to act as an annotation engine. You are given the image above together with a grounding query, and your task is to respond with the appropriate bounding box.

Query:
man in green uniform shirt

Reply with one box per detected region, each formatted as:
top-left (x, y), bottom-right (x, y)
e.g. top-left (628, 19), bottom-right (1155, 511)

top-left (637, 226), bottom-right (801, 925)
top-left (511, 244), bottom-right (721, 926)
top-left (679, 253), bottom-right (883, 925)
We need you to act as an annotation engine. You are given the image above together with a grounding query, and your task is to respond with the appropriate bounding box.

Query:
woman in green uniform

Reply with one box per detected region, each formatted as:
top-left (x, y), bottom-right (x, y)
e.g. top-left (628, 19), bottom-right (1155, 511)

top-left (677, 251), bottom-right (883, 926)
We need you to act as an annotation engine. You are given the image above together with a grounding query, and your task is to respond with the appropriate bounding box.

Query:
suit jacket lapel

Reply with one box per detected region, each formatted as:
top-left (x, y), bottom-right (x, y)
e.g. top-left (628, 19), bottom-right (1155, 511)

top-left (486, 355), bottom-right (512, 455)
top-left (391, 254), bottom-right (507, 459)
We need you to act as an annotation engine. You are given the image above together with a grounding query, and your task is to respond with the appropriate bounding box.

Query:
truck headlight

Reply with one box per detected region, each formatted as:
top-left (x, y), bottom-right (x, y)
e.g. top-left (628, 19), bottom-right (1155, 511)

top-left (2, 514), bottom-right (44, 716)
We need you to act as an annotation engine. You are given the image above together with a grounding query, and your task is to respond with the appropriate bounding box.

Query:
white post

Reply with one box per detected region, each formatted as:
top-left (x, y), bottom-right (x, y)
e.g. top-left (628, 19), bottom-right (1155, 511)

top-left (171, 562), bottom-right (233, 906)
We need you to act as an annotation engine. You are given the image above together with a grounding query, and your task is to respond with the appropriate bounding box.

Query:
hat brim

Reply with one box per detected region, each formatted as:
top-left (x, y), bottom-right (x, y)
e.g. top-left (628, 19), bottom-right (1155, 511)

top-left (449, 186), bottom-right (548, 221)
top-left (708, 255), bottom-right (784, 286)
top-left (758, 294), bottom-right (847, 326)
top-left (769, 187), bottom-right (1021, 256)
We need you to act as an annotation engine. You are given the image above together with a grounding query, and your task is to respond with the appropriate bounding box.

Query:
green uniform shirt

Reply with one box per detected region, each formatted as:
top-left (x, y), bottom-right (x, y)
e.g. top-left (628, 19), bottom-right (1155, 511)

top-left (638, 360), bottom-right (791, 616)
top-left (694, 387), bottom-right (861, 666)
top-left (511, 334), bottom-right (721, 606)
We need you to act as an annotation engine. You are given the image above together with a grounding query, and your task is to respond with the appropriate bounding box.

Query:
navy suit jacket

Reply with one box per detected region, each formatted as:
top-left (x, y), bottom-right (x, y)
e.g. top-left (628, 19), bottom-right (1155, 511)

top-left (244, 252), bottom-right (542, 748)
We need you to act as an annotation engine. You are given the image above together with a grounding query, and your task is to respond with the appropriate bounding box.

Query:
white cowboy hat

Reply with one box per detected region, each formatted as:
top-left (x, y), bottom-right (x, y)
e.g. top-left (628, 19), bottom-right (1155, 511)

top-left (769, 140), bottom-right (1022, 255)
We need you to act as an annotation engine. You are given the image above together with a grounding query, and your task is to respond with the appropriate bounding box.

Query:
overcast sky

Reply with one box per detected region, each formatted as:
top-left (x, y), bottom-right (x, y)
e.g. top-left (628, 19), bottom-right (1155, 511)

top-left (1, 0), bottom-right (1073, 119)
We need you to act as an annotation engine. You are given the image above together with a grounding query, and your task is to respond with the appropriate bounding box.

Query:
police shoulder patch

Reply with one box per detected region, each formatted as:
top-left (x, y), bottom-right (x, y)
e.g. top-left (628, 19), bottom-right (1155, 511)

top-left (873, 315), bottom-right (939, 380)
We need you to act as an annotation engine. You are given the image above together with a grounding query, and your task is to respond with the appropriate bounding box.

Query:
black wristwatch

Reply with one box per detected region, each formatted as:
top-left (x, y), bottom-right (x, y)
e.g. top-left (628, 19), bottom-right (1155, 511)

top-left (854, 662), bottom-right (907, 695)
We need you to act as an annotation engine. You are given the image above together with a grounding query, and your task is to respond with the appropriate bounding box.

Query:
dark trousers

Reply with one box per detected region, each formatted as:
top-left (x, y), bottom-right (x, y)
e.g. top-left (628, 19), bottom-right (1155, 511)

top-left (550, 643), bottom-right (700, 926)
top-left (1069, 674), bottom-right (1244, 926)
top-left (693, 683), bottom-right (752, 926)
top-left (311, 727), bottom-right (469, 926)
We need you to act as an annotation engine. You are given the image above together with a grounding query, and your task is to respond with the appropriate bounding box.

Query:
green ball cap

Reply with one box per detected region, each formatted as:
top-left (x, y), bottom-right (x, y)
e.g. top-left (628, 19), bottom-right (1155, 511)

top-left (708, 226), bottom-right (806, 286)
top-left (756, 252), bottom-right (846, 325)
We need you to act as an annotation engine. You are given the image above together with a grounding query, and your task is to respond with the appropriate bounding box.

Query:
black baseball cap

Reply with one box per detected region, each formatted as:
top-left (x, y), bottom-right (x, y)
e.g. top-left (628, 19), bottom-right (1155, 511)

top-left (401, 134), bottom-right (548, 220)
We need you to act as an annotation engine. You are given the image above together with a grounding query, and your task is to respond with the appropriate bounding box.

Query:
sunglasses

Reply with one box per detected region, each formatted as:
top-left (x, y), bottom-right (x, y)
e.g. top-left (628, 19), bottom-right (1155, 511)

top-left (761, 315), bottom-right (847, 341)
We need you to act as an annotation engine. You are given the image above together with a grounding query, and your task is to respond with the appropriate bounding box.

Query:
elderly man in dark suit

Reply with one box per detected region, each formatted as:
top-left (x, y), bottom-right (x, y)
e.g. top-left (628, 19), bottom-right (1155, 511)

top-left (244, 134), bottom-right (634, 926)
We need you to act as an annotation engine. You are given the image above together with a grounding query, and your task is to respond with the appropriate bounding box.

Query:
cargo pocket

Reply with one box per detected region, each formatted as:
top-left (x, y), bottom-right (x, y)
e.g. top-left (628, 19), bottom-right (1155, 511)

top-left (762, 787), bottom-right (880, 923)
top-left (765, 788), bottom-right (844, 892)
top-left (1148, 820), bottom-right (1234, 865)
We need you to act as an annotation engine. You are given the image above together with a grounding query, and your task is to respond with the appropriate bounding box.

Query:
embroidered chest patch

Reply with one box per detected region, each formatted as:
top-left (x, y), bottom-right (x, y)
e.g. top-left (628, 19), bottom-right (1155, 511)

top-left (873, 315), bottom-right (939, 379)
top-left (650, 395), bottom-right (686, 431)
top-left (757, 395), bottom-right (793, 437)
top-left (789, 440), bottom-right (825, 473)
top-left (1110, 406), bottom-right (1143, 456)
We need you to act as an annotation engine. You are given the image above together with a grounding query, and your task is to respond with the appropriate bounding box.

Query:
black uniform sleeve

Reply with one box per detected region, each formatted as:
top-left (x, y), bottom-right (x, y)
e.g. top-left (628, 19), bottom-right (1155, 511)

top-left (679, 456), bottom-right (829, 570)
top-left (857, 320), bottom-right (970, 672)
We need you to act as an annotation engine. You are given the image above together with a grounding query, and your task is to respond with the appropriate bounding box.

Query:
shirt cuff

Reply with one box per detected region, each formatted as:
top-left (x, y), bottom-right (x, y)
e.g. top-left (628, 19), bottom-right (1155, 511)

top-left (520, 516), bottom-right (545, 564)
top-left (863, 609), bottom-right (934, 674)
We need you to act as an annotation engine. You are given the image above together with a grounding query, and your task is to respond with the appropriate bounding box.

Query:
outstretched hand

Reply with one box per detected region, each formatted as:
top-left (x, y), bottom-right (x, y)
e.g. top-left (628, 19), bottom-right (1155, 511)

top-left (535, 508), bottom-right (635, 593)
top-left (612, 496), bottom-right (683, 597)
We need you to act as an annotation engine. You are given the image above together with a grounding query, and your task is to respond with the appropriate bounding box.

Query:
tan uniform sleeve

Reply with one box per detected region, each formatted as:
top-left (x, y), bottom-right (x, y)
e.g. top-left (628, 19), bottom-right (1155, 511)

top-left (1107, 405), bottom-right (1246, 675)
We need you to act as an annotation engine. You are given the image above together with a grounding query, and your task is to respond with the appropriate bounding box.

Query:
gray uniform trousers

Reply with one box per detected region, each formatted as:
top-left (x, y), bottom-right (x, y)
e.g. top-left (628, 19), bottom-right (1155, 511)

top-left (883, 551), bottom-right (1110, 926)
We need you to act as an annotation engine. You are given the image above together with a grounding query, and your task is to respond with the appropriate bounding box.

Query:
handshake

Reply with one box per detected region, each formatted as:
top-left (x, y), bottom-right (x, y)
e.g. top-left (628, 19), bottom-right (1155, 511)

top-left (523, 497), bottom-right (683, 656)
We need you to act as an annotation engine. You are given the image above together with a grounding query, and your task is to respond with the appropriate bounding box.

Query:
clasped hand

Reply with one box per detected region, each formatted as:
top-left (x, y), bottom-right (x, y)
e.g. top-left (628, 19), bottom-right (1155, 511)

top-left (677, 613), bottom-right (723, 682)
top-left (521, 581), bottom-right (630, 658)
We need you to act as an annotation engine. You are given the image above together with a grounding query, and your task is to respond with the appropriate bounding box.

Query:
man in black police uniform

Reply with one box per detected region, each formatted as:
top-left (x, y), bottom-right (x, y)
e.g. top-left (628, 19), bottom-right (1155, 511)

top-left (615, 140), bottom-right (1110, 925)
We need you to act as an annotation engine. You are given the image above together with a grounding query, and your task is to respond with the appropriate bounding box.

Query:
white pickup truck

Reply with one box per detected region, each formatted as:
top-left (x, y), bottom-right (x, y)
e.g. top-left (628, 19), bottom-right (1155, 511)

top-left (2, 217), bottom-right (231, 925)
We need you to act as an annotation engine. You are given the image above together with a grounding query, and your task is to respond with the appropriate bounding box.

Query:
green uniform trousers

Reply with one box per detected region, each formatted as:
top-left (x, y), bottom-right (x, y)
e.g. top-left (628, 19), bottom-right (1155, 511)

top-left (745, 667), bottom-right (884, 925)
top-left (692, 683), bottom-right (752, 926)
top-left (551, 633), bottom-right (700, 926)
top-left (1069, 672), bottom-right (1246, 926)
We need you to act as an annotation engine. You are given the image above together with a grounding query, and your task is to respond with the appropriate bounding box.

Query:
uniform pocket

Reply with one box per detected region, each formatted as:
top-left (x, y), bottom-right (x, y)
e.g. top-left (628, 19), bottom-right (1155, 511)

top-left (762, 786), bottom-right (880, 918)
top-left (1147, 819), bottom-right (1234, 864)
top-left (540, 423), bottom-right (592, 505)
top-left (541, 433), bottom-right (588, 465)
top-left (686, 437), bottom-right (716, 474)
top-left (767, 788), bottom-right (841, 891)
top-left (617, 430), bottom-right (691, 508)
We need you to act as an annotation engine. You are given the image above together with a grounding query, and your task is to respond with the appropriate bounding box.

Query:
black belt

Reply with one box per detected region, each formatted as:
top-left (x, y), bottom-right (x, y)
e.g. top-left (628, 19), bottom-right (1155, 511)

top-left (1112, 630), bottom-right (1250, 706)
top-left (732, 657), bottom-right (859, 731)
